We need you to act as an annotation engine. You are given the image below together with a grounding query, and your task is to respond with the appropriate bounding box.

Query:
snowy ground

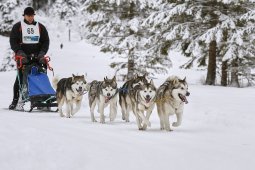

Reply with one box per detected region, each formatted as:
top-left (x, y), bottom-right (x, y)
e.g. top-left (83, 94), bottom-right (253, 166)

top-left (0, 32), bottom-right (255, 170)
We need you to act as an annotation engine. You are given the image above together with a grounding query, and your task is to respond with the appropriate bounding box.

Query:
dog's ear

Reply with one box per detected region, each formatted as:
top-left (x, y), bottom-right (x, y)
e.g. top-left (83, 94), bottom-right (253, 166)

top-left (104, 77), bottom-right (107, 81)
top-left (84, 73), bottom-right (87, 79)
top-left (150, 79), bottom-right (154, 86)
top-left (173, 77), bottom-right (179, 85)
top-left (72, 74), bottom-right (76, 82)
top-left (112, 76), bottom-right (116, 82)
top-left (133, 74), bottom-right (138, 79)
top-left (183, 77), bottom-right (186, 82)
top-left (81, 75), bottom-right (86, 83)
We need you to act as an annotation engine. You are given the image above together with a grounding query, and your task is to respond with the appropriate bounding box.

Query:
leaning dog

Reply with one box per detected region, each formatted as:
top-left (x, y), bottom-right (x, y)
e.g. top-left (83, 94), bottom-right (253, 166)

top-left (131, 79), bottom-right (157, 130)
top-left (156, 76), bottom-right (190, 131)
top-left (88, 76), bottom-right (118, 123)
top-left (52, 74), bottom-right (88, 118)
top-left (119, 74), bottom-right (148, 122)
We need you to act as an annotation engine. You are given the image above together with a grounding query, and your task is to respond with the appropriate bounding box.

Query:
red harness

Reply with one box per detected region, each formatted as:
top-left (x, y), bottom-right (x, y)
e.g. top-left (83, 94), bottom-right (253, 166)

top-left (14, 54), bottom-right (54, 74)
top-left (14, 55), bottom-right (24, 69)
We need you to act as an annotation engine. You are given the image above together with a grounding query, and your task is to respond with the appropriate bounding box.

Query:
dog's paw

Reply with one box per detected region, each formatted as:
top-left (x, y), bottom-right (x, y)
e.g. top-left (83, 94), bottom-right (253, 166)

top-left (92, 119), bottom-right (97, 122)
top-left (147, 121), bottom-right (151, 127)
top-left (172, 122), bottom-right (180, 127)
top-left (142, 125), bottom-right (148, 130)
top-left (110, 115), bottom-right (116, 122)
top-left (142, 120), bottom-right (151, 127)
top-left (125, 116), bottom-right (130, 121)
top-left (100, 119), bottom-right (105, 124)
top-left (100, 115), bottom-right (105, 123)
top-left (165, 128), bottom-right (173, 131)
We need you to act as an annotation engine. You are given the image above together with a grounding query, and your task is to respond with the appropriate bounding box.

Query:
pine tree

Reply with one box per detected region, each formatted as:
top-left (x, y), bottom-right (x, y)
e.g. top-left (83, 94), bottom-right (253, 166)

top-left (0, 48), bottom-right (16, 72)
top-left (32, 0), bottom-right (49, 10)
top-left (50, 0), bottom-right (80, 19)
top-left (148, 0), bottom-right (255, 87)
top-left (80, 0), bottom-right (172, 80)
top-left (0, 0), bottom-right (18, 35)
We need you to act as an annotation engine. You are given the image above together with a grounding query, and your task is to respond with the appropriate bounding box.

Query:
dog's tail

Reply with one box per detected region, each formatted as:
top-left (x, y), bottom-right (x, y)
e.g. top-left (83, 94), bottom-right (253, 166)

top-left (166, 76), bottom-right (179, 82)
top-left (52, 76), bottom-right (59, 90)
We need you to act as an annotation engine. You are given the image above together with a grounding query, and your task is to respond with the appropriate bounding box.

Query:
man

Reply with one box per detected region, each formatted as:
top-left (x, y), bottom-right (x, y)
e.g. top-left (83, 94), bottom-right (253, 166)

top-left (9, 7), bottom-right (50, 110)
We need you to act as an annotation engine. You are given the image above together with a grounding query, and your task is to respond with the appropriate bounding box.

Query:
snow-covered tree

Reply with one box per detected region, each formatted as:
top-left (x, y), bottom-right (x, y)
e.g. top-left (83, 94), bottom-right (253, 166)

top-left (236, 0), bottom-right (255, 86)
top-left (186, 0), bottom-right (255, 87)
top-left (213, 0), bottom-right (255, 87)
top-left (31, 0), bottom-right (47, 10)
top-left (0, 0), bottom-right (19, 35)
top-left (50, 0), bottom-right (80, 19)
top-left (0, 48), bottom-right (16, 72)
top-left (144, 0), bottom-right (255, 87)
top-left (80, 0), bottom-right (172, 80)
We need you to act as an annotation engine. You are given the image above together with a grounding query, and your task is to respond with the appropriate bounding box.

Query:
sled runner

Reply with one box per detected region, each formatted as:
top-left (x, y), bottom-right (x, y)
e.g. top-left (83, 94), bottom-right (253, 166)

top-left (15, 55), bottom-right (58, 112)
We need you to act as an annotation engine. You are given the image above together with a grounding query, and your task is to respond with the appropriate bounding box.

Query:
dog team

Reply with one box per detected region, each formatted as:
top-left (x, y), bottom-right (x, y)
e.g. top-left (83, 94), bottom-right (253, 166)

top-left (52, 74), bottom-right (190, 131)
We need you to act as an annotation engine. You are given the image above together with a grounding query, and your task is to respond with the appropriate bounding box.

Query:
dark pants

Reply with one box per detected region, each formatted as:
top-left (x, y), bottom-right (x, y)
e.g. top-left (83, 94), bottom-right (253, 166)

top-left (12, 70), bottom-right (23, 101)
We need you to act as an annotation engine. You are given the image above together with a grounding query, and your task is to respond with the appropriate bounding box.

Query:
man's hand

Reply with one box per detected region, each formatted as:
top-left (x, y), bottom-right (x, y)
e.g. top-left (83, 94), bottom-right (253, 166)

top-left (16, 50), bottom-right (28, 64)
top-left (37, 51), bottom-right (46, 64)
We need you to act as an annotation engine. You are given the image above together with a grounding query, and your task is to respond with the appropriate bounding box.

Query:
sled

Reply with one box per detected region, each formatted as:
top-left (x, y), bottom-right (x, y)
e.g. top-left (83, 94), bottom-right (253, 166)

top-left (16, 56), bottom-right (58, 112)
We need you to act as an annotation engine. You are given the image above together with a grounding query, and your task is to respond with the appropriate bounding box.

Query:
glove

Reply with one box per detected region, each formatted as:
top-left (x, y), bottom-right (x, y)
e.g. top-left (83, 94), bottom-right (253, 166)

top-left (16, 50), bottom-right (28, 64)
top-left (37, 51), bottom-right (46, 64)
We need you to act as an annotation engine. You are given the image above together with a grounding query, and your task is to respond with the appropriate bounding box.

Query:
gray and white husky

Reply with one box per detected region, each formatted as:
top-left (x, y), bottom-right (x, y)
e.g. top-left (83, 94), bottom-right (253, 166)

top-left (88, 76), bottom-right (118, 123)
top-left (132, 80), bottom-right (157, 130)
top-left (156, 76), bottom-right (190, 131)
top-left (119, 74), bottom-right (148, 122)
top-left (52, 74), bottom-right (89, 118)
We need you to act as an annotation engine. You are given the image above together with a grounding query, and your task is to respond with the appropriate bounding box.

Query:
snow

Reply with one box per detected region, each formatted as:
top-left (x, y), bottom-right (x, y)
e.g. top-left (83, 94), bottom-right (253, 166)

top-left (1, 27), bottom-right (255, 170)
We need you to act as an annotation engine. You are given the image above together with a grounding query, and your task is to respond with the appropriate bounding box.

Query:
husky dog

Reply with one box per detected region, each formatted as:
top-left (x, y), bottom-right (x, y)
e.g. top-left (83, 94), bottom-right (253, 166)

top-left (88, 76), bottom-right (118, 123)
top-left (156, 76), bottom-right (190, 131)
top-left (52, 74), bottom-right (88, 118)
top-left (119, 74), bottom-right (148, 122)
top-left (132, 80), bottom-right (157, 130)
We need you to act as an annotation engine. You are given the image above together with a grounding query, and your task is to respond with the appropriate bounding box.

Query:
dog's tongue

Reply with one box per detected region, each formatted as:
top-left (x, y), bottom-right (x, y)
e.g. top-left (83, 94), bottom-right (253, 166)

top-left (145, 97), bottom-right (151, 103)
top-left (76, 89), bottom-right (84, 95)
top-left (179, 94), bottom-right (188, 104)
top-left (105, 97), bottom-right (111, 103)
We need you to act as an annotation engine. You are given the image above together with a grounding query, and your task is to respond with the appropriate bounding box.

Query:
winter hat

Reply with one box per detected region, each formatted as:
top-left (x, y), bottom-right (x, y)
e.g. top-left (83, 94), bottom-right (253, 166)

top-left (23, 7), bottom-right (35, 16)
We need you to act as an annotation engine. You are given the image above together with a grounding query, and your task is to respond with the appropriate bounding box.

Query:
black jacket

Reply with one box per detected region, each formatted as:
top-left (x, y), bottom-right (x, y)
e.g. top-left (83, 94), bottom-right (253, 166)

top-left (9, 19), bottom-right (49, 55)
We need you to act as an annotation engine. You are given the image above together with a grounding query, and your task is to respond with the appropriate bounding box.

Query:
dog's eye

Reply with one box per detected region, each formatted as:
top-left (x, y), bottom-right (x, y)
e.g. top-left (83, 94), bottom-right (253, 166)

top-left (144, 90), bottom-right (147, 93)
top-left (149, 90), bottom-right (152, 93)
top-left (181, 87), bottom-right (184, 90)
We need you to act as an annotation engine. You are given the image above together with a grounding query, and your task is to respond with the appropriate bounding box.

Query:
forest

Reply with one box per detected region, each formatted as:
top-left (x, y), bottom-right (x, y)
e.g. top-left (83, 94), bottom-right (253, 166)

top-left (1, 0), bottom-right (255, 87)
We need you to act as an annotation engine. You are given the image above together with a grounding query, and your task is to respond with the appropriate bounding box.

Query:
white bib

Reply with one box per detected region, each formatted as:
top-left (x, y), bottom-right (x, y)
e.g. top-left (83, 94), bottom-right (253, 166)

top-left (21, 20), bottom-right (40, 44)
